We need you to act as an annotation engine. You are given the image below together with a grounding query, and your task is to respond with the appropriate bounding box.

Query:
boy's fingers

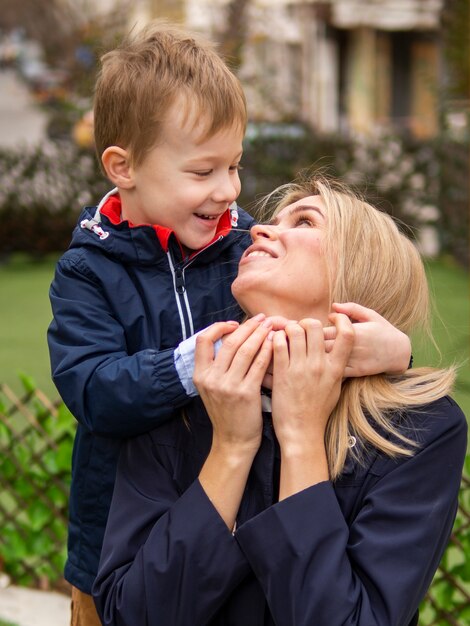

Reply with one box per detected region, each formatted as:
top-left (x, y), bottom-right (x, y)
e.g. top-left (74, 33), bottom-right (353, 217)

top-left (265, 315), bottom-right (294, 331)
top-left (323, 325), bottom-right (337, 341)
top-left (332, 302), bottom-right (378, 323)
top-left (299, 318), bottom-right (324, 358)
top-left (272, 330), bottom-right (289, 375)
top-left (284, 322), bottom-right (308, 362)
top-left (329, 313), bottom-right (355, 366)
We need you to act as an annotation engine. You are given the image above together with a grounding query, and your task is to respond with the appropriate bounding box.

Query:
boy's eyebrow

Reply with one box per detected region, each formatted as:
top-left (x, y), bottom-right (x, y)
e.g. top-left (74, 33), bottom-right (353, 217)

top-left (185, 150), bottom-right (243, 164)
top-left (268, 204), bottom-right (325, 226)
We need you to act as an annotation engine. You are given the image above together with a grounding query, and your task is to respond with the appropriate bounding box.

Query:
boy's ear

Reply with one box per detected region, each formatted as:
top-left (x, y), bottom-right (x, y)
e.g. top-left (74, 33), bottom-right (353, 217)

top-left (101, 146), bottom-right (135, 189)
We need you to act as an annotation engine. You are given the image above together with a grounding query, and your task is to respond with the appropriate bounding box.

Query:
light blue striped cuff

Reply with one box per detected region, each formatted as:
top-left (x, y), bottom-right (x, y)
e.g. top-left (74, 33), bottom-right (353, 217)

top-left (174, 331), bottom-right (223, 397)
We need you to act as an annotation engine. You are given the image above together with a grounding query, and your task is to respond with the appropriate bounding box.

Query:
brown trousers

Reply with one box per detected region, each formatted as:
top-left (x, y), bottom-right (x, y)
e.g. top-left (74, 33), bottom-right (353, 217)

top-left (71, 586), bottom-right (102, 626)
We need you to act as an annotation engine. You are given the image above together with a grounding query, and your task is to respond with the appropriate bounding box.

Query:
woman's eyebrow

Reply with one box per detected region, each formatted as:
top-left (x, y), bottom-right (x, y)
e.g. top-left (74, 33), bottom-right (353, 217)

top-left (268, 204), bottom-right (325, 226)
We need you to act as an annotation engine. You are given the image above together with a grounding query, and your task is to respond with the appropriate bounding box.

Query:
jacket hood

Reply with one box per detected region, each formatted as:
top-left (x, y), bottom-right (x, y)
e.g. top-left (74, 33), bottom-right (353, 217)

top-left (70, 188), bottom-right (253, 266)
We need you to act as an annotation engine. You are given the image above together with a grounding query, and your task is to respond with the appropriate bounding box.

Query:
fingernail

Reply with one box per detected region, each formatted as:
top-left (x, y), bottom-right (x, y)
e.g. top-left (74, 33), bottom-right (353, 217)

top-left (227, 320), bottom-right (239, 325)
top-left (267, 330), bottom-right (274, 341)
top-left (253, 313), bottom-right (266, 322)
top-left (262, 319), bottom-right (273, 328)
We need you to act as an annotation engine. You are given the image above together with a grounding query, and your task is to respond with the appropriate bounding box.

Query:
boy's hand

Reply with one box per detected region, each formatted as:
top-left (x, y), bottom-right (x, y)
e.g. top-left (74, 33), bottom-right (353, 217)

top-left (325, 302), bottom-right (411, 377)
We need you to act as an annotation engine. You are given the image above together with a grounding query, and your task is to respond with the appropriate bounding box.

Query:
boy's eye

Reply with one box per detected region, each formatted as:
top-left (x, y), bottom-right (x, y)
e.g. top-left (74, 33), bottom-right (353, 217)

top-left (230, 164), bottom-right (243, 172)
top-left (193, 170), bottom-right (212, 177)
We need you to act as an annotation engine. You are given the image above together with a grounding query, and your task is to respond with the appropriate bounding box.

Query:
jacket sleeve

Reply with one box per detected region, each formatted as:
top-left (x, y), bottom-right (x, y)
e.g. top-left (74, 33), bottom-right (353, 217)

top-left (93, 434), bottom-right (251, 626)
top-left (235, 398), bottom-right (467, 626)
top-left (47, 254), bottom-right (189, 438)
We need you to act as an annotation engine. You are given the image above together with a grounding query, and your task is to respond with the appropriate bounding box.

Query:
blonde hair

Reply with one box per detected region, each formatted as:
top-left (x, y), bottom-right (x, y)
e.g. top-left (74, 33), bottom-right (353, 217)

top-left (265, 175), bottom-right (455, 479)
top-left (94, 21), bottom-right (247, 166)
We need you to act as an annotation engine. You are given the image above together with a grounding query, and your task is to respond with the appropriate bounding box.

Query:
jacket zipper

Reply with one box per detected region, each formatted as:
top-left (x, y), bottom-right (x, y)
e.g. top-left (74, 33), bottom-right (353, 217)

top-left (167, 236), bottom-right (223, 340)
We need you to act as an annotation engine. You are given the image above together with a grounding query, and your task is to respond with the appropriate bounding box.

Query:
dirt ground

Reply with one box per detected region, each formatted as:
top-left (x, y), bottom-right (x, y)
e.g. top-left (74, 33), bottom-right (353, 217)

top-left (0, 584), bottom-right (70, 626)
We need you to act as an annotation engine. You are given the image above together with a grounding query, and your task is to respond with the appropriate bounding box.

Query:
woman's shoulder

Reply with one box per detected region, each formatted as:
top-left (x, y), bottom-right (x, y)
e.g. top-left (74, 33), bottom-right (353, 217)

top-left (401, 395), bottom-right (467, 445)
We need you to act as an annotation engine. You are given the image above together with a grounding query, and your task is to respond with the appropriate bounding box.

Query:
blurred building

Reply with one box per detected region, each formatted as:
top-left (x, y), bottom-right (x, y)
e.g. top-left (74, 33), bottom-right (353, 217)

top-left (135, 0), bottom-right (446, 138)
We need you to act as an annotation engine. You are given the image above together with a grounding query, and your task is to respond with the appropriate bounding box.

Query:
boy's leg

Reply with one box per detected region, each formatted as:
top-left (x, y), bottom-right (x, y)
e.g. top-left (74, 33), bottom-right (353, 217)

top-left (71, 586), bottom-right (102, 626)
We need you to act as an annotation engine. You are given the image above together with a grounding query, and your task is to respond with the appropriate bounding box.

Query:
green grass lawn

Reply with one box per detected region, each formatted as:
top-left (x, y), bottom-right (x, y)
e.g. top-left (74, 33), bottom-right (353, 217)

top-left (0, 254), bottom-right (58, 397)
top-left (0, 254), bottom-right (469, 425)
top-left (415, 257), bottom-right (470, 421)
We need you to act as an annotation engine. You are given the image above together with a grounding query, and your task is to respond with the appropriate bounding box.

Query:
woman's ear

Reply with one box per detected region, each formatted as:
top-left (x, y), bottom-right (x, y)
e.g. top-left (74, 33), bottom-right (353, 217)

top-left (101, 146), bottom-right (135, 189)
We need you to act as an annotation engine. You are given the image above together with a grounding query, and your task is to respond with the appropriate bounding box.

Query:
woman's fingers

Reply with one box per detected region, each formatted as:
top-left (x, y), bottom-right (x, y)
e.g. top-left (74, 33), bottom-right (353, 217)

top-left (193, 321), bottom-right (240, 372)
top-left (199, 314), bottom-right (265, 371)
top-left (194, 315), bottom-right (274, 391)
top-left (229, 320), bottom-right (274, 380)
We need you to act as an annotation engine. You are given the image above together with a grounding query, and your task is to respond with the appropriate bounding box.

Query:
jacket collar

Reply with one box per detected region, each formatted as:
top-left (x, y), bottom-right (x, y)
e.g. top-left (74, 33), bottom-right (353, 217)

top-left (98, 188), bottom-right (237, 258)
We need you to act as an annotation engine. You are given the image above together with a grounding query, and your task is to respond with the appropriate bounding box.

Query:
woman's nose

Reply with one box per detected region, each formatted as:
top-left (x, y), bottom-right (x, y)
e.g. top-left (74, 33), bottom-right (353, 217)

top-left (250, 223), bottom-right (277, 241)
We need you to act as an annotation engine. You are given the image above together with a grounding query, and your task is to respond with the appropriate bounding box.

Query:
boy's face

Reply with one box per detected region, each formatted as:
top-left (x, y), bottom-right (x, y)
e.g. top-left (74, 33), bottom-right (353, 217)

top-left (122, 108), bottom-right (244, 252)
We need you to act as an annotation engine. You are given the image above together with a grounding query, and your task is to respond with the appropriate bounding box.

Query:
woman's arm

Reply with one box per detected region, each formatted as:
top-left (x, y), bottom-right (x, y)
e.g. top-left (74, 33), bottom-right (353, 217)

top-left (93, 433), bottom-right (252, 626)
top-left (236, 398), bottom-right (467, 626)
top-left (194, 315), bottom-right (274, 529)
top-left (271, 314), bottom-right (353, 499)
top-left (94, 316), bottom-right (274, 625)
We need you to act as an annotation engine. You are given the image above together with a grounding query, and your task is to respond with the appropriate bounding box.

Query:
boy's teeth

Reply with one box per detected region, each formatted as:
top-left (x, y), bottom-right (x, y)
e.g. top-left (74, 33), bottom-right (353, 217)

top-left (196, 213), bottom-right (217, 220)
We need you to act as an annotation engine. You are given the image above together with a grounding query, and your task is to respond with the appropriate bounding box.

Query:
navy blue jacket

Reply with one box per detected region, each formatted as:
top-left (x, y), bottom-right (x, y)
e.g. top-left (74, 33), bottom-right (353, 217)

top-left (93, 395), bottom-right (467, 626)
top-left (47, 190), bottom-right (255, 593)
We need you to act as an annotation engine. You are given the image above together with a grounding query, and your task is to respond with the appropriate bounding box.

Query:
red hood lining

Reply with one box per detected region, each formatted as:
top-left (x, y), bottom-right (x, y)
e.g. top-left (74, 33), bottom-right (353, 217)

top-left (100, 194), bottom-right (233, 257)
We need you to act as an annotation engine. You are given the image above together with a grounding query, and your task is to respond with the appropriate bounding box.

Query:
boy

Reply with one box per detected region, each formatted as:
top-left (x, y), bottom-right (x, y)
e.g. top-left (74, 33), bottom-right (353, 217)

top-left (47, 21), bottom-right (410, 625)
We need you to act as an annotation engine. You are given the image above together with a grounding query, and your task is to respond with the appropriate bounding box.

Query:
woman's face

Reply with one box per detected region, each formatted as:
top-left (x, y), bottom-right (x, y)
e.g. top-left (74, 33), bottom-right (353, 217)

top-left (232, 195), bottom-right (331, 323)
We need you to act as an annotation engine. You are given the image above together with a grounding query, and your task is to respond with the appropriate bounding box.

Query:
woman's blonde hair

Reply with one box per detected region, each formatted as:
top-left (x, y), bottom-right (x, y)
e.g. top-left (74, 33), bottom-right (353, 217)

top-left (263, 175), bottom-right (455, 479)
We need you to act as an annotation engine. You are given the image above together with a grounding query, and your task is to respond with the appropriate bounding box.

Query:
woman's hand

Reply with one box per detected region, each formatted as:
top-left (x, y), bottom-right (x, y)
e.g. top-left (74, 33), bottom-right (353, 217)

top-left (194, 315), bottom-right (274, 529)
top-left (271, 314), bottom-right (354, 499)
top-left (194, 314), bottom-right (273, 451)
top-left (324, 302), bottom-right (411, 377)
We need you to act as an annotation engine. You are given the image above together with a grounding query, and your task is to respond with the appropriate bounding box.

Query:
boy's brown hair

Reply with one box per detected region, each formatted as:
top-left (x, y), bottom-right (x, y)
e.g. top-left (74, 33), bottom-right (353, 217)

top-left (94, 21), bottom-right (247, 166)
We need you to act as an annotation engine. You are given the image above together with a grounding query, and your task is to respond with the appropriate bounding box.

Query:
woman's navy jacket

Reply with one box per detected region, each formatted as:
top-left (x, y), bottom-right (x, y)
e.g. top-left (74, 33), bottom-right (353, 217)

top-left (47, 193), bottom-right (254, 593)
top-left (94, 394), bottom-right (467, 626)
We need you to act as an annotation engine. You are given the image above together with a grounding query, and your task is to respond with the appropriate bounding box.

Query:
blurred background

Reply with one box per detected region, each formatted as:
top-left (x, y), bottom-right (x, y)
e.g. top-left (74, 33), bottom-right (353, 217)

top-left (0, 0), bottom-right (468, 623)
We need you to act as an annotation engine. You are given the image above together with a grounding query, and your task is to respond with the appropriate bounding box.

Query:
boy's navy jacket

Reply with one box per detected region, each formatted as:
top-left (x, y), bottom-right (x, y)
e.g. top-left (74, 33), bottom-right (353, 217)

top-left (93, 394), bottom-right (467, 626)
top-left (47, 191), bottom-right (255, 593)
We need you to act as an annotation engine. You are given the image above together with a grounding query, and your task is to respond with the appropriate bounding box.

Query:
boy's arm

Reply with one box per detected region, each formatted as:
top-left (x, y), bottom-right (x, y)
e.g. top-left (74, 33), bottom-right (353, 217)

top-left (48, 258), bottom-right (194, 438)
top-left (329, 302), bottom-right (412, 377)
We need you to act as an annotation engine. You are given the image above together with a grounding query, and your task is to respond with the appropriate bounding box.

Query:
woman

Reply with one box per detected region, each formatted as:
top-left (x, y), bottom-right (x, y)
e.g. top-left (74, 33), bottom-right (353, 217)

top-left (93, 177), bottom-right (467, 626)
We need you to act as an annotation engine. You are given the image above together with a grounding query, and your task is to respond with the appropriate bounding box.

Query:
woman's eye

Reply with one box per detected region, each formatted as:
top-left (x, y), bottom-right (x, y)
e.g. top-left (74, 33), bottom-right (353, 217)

top-left (230, 164), bottom-right (243, 172)
top-left (193, 170), bottom-right (212, 177)
top-left (294, 216), bottom-right (315, 228)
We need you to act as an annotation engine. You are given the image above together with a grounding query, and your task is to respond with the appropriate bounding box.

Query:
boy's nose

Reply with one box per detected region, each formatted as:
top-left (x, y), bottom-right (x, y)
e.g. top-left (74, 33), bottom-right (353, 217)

top-left (212, 173), bottom-right (240, 204)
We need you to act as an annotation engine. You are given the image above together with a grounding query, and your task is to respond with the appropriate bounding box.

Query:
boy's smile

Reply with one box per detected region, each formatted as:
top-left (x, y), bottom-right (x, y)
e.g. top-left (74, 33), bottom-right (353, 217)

top-left (118, 104), bottom-right (244, 253)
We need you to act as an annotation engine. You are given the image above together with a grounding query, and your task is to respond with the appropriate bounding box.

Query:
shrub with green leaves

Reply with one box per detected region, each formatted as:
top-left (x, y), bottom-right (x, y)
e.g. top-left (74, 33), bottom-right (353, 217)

top-left (0, 133), bottom-right (467, 267)
top-left (0, 141), bottom-right (108, 257)
top-left (0, 375), bottom-right (75, 587)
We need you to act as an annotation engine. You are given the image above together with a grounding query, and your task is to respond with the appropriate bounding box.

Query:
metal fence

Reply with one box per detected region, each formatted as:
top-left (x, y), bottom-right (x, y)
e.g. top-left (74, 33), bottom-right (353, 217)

top-left (0, 383), bottom-right (469, 623)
